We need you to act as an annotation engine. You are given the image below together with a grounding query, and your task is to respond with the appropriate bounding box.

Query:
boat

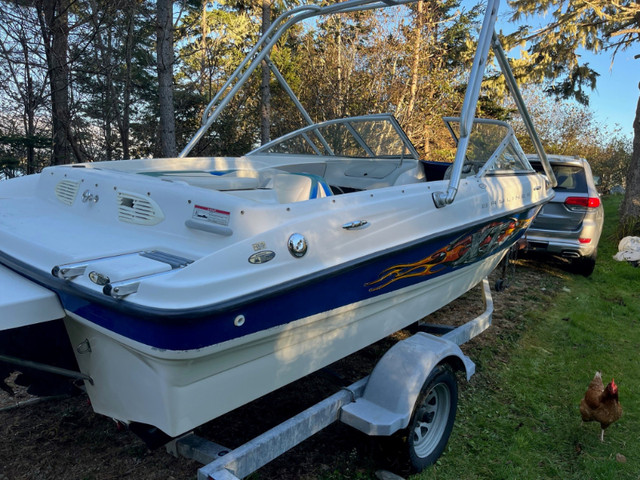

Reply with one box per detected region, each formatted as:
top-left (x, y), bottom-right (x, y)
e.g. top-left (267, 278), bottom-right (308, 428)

top-left (0, 0), bottom-right (555, 438)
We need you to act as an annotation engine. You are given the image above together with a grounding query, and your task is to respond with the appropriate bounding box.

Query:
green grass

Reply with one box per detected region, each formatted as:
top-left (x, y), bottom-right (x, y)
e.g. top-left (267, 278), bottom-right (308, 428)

top-left (417, 195), bottom-right (640, 480)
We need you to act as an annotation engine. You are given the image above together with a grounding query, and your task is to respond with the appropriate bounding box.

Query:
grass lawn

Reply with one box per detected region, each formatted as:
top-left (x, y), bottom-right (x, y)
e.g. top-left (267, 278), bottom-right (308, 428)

top-left (417, 194), bottom-right (639, 479)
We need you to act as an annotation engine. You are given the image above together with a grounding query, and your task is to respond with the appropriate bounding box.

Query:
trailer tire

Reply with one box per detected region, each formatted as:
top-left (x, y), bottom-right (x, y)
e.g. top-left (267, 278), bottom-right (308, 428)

top-left (406, 364), bottom-right (457, 472)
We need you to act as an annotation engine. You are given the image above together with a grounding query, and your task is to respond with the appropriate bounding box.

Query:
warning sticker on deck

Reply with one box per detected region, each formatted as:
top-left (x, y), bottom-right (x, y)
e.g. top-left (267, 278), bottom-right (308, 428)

top-left (192, 205), bottom-right (230, 226)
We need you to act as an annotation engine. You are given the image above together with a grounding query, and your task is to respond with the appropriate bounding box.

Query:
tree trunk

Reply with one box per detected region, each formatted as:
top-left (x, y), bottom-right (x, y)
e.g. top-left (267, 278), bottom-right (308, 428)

top-left (37, 0), bottom-right (73, 165)
top-left (21, 33), bottom-right (36, 174)
top-left (114, 0), bottom-right (136, 160)
top-left (619, 88), bottom-right (640, 234)
top-left (200, 0), bottom-right (207, 95)
top-left (260, 0), bottom-right (272, 145)
top-left (337, 32), bottom-right (343, 118)
top-left (157, 0), bottom-right (177, 157)
top-left (104, 29), bottom-right (114, 162)
top-left (37, 0), bottom-right (89, 164)
top-left (406, 0), bottom-right (423, 120)
top-left (121, 3), bottom-right (134, 160)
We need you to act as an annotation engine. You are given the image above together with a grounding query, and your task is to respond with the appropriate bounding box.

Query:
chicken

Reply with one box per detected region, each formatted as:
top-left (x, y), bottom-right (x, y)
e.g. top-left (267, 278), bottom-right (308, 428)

top-left (579, 371), bottom-right (622, 442)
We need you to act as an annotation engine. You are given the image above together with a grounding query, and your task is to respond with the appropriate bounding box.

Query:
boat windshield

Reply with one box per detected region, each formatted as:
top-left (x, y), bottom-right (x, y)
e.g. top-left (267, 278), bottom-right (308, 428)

top-left (249, 115), bottom-right (420, 161)
top-left (444, 118), bottom-right (534, 175)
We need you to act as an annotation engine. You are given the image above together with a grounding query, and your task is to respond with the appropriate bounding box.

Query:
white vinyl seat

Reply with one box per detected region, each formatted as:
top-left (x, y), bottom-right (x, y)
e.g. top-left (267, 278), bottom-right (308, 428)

top-left (269, 173), bottom-right (332, 203)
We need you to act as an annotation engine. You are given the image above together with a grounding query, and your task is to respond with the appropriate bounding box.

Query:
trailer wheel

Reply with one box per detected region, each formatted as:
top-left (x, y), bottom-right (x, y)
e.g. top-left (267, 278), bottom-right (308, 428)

top-left (406, 365), bottom-right (458, 471)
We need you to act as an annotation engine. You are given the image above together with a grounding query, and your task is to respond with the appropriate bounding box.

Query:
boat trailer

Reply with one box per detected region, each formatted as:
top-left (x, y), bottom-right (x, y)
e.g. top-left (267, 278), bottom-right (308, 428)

top-left (164, 278), bottom-right (494, 479)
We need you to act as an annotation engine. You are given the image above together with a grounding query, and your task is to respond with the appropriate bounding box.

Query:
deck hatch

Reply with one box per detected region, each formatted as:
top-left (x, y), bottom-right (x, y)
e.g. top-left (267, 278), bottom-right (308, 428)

top-left (117, 191), bottom-right (164, 225)
top-left (55, 180), bottom-right (80, 205)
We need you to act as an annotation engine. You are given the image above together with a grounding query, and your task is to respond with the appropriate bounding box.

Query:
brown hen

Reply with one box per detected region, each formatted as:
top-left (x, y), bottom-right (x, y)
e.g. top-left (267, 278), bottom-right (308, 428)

top-left (579, 371), bottom-right (622, 442)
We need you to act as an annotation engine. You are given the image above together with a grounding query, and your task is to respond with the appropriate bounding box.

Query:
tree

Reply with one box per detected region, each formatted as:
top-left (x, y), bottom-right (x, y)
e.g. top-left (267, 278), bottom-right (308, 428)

top-left (0, 3), bottom-right (50, 174)
top-left (623, 95), bottom-right (640, 235)
top-left (175, 0), bottom-right (261, 155)
top-left (260, 0), bottom-right (271, 145)
top-left (157, 0), bottom-right (177, 157)
top-left (395, 0), bottom-right (480, 159)
top-left (290, 2), bottom-right (478, 161)
top-left (505, 0), bottom-right (640, 236)
top-left (76, 0), bottom-right (157, 161)
top-left (34, 0), bottom-right (84, 165)
top-left (505, 85), bottom-right (632, 193)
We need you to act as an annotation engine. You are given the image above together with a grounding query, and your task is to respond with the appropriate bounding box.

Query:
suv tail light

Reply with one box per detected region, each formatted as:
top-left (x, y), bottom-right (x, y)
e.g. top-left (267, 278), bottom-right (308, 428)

top-left (565, 196), bottom-right (600, 208)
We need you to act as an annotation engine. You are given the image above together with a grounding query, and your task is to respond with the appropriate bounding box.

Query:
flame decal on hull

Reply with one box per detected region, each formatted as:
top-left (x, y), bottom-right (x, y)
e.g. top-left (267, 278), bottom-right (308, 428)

top-left (366, 215), bottom-right (533, 292)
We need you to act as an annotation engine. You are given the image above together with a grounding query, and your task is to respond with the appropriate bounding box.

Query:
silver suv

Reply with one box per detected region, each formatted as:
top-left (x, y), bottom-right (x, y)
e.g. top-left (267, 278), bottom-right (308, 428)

top-left (524, 155), bottom-right (604, 276)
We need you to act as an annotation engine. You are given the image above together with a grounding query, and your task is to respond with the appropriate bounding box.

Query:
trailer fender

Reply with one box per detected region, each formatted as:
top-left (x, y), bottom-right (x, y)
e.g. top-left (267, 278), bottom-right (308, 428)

top-left (340, 332), bottom-right (474, 436)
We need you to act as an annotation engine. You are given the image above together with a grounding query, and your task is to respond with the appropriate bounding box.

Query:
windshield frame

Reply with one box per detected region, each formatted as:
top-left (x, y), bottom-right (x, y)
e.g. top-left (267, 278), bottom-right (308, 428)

top-left (443, 117), bottom-right (535, 177)
top-left (249, 114), bottom-right (421, 164)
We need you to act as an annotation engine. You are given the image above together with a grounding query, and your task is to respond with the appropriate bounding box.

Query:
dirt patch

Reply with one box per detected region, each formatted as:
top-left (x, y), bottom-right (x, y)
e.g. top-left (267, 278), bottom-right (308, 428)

top-left (0, 258), bottom-right (565, 480)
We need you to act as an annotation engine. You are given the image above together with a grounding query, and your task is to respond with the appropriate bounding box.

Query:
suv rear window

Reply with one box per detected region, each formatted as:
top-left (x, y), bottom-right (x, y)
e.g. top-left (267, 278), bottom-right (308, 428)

top-left (531, 162), bottom-right (587, 192)
top-left (551, 166), bottom-right (587, 191)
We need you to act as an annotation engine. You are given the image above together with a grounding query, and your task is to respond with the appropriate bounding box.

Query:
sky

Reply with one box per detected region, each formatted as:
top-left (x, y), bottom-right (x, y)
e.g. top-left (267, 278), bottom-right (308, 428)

top-left (583, 49), bottom-right (637, 139)
top-left (486, 2), bottom-right (639, 140)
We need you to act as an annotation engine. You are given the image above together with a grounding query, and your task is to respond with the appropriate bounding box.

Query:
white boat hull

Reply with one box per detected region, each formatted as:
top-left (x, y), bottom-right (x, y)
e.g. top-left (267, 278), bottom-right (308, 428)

top-left (0, 149), bottom-right (549, 436)
top-left (64, 249), bottom-right (502, 437)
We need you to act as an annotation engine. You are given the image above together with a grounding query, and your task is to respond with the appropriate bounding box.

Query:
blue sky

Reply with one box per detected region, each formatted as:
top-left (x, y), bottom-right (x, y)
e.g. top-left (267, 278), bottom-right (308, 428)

top-left (584, 49), bottom-right (637, 139)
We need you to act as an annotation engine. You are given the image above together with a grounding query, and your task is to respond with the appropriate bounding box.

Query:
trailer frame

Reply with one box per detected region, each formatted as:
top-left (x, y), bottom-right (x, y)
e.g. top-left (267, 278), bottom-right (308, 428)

top-left (164, 278), bottom-right (493, 480)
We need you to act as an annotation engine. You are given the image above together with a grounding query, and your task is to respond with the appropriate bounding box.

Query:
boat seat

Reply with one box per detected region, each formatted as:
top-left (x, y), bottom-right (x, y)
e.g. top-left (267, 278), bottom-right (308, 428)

top-left (148, 170), bottom-right (261, 190)
top-left (391, 162), bottom-right (426, 185)
top-left (268, 173), bottom-right (332, 203)
top-left (177, 174), bottom-right (260, 190)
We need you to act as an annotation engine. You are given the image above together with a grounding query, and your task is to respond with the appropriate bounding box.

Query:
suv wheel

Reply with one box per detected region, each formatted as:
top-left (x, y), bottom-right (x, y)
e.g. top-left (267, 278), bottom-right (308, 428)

top-left (572, 253), bottom-right (596, 277)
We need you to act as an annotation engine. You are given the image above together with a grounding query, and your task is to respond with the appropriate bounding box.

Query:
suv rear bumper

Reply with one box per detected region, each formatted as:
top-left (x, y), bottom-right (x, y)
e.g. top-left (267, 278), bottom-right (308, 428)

top-left (524, 230), bottom-right (597, 259)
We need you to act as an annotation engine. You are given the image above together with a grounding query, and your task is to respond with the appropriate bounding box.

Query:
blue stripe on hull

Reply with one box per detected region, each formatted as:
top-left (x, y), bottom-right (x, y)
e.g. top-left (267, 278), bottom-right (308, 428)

top-left (2, 207), bottom-right (539, 351)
